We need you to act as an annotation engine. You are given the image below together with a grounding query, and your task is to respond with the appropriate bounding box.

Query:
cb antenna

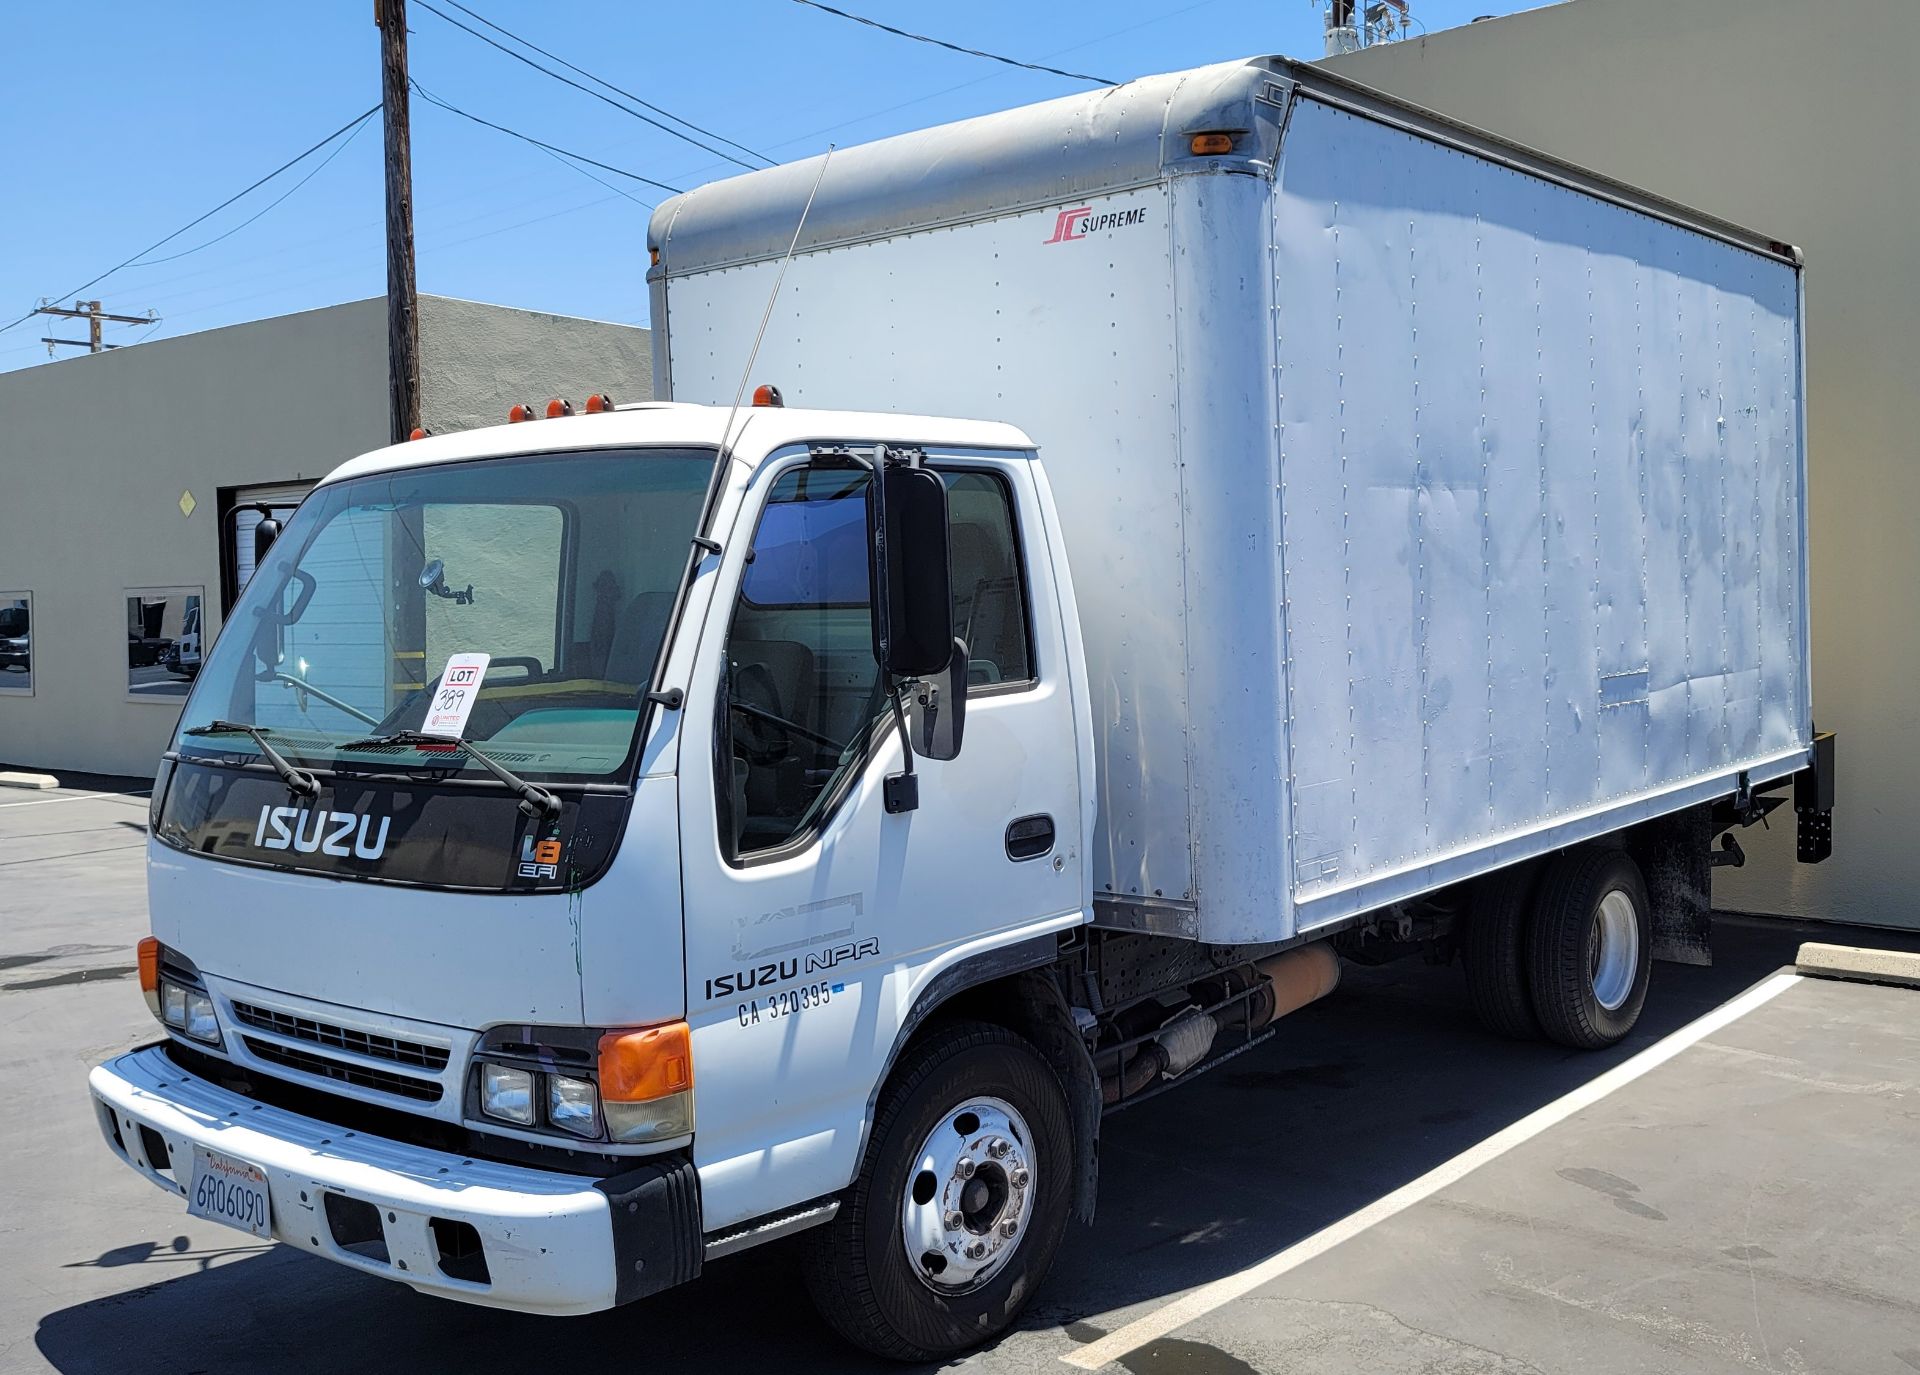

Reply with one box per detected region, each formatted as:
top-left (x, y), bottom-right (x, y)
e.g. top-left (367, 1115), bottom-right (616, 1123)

top-left (715, 144), bottom-right (836, 466)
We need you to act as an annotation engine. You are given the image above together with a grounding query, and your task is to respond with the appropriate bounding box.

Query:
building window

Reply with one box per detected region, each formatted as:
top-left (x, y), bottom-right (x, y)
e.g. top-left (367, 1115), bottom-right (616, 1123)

top-left (0, 592), bottom-right (31, 696)
top-left (126, 587), bottom-right (205, 702)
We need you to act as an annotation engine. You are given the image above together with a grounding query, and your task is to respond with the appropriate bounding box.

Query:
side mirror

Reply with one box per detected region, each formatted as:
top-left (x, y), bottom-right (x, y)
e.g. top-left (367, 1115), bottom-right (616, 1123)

top-left (909, 637), bottom-right (968, 761)
top-left (867, 462), bottom-right (953, 677)
top-left (254, 516), bottom-right (283, 563)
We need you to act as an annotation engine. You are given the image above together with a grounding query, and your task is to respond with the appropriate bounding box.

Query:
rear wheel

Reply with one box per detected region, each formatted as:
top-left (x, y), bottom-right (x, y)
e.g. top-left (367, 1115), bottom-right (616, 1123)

top-left (1463, 861), bottom-right (1541, 1040)
top-left (1526, 847), bottom-right (1652, 1049)
top-left (802, 1021), bottom-right (1073, 1361)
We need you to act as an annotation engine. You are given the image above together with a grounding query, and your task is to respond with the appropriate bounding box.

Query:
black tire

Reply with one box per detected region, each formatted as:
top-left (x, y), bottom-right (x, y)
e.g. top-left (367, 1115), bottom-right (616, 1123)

top-left (1464, 861), bottom-right (1542, 1040)
top-left (802, 1021), bottom-right (1074, 1361)
top-left (1525, 846), bottom-right (1653, 1050)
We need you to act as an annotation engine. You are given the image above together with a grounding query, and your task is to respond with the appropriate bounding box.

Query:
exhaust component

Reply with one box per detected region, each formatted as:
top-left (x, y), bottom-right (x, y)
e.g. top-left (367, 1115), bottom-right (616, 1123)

top-left (1155, 1006), bottom-right (1218, 1078)
top-left (1252, 943), bottom-right (1341, 1027)
top-left (1097, 943), bottom-right (1342, 1105)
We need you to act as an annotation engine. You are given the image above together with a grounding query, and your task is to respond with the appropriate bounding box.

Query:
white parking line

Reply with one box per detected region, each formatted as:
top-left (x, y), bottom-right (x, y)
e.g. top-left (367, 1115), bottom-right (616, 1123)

top-left (1062, 971), bottom-right (1802, 1370)
top-left (0, 790), bottom-right (150, 810)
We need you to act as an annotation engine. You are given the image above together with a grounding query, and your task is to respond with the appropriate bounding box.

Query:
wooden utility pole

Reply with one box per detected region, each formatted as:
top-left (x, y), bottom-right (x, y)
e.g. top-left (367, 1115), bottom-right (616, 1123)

top-left (35, 300), bottom-right (158, 355)
top-left (377, 0), bottom-right (420, 445)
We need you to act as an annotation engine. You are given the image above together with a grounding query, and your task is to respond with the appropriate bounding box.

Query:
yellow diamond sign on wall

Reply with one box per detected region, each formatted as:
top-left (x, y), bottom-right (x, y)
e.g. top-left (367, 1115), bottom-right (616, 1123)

top-left (179, 489), bottom-right (197, 518)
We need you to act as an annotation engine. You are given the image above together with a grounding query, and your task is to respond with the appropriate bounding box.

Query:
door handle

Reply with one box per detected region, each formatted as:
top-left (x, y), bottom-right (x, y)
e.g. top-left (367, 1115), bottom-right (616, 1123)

top-left (1005, 814), bottom-right (1055, 861)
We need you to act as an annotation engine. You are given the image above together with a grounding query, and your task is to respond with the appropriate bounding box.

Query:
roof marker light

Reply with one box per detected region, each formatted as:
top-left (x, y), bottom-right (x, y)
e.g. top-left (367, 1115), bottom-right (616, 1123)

top-left (585, 392), bottom-right (614, 414)
top-left (546, 398), bottom-right (574, 419)
top-left (1190, 132), bottom-right (1235, 155)
top-left (751, 384), bottom-right (784, 408)
top-left (508, 403), bottom-right (533, 423)
top-left (408, 427), bottom-right (430, 441)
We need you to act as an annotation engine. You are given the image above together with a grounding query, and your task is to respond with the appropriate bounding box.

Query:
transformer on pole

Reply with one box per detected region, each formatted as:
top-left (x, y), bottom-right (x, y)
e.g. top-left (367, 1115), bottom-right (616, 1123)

top-left (1319, 0), bottom-right (1413, 57)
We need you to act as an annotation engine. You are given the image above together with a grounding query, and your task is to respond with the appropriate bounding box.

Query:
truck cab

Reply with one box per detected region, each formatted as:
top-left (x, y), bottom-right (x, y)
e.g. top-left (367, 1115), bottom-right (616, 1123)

top-left (91, 399), bottom-right (1098, 1344)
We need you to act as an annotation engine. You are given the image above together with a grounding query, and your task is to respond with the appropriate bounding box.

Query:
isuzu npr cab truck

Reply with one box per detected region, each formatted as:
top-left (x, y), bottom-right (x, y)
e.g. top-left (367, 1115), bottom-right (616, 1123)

top-left (90, 57), bottom-right (1834, 1358)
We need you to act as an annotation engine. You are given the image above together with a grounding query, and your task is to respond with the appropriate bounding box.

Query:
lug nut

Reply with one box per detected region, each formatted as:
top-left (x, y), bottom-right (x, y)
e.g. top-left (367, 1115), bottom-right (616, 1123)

top-left (1000, 1219), bottom-right (1019, 1239)
top-left (965, 1241), bottom-right (987, 1260)
top-left (988, 1138), bottom-right (1012, 1159)
top-left (956, 1157), bottom-right (976, 1179)
top-left (944, 1211), bottom-right (964, 1231)
top-left (1010, 1167), bottom-right (1030, 1189)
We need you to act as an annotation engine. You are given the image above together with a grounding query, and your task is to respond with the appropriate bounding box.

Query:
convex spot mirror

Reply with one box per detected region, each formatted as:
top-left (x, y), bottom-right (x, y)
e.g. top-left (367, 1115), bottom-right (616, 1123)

top-left (867, 463), bottom-right (954, 678)
top-left (909, 637), bottom-right (968, 762)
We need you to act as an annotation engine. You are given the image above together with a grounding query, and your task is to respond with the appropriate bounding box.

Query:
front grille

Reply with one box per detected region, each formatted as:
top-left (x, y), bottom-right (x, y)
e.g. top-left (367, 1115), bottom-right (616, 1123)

top-left (230, 1001), bottom-right (450, 1071)
top-left (242, 1037), bottom-right (444, 1103)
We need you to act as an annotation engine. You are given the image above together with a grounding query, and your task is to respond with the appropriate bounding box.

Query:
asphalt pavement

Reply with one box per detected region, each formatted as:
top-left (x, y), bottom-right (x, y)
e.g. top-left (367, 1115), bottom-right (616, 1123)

top-left (4, 779), bottom-right (1917, 1375)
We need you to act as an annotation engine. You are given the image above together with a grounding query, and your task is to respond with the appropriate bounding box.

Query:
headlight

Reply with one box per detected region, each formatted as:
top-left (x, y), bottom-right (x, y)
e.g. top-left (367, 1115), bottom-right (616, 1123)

top-left (161, 980), bottom-right (188, 1030)
top-left (184, 989), bottom-right (219, 1043)
top-left (546, 1073), bottom-right (600, 1137)
top-left (479, 1063), bottom-right (535, 1125)
top-left (468, 1022), bottom-right (693, 1145)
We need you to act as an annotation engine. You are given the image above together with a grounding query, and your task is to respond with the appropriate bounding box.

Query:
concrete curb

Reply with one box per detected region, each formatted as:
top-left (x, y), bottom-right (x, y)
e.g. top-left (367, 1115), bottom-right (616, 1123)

top-left (1796, 942), bottom-right (1920, 990)
top-left (0, 771), bottom-right (59, 791)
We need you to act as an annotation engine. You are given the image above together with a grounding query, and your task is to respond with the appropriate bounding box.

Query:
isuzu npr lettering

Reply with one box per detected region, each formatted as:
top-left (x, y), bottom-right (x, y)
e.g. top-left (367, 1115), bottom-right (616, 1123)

top-left (90, 58), bottom-right (1834, 1358)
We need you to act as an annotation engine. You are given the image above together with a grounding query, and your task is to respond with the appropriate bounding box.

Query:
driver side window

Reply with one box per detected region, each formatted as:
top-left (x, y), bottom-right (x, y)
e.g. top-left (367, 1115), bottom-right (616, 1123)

top-left (721, 467), bottom-right (886, 858)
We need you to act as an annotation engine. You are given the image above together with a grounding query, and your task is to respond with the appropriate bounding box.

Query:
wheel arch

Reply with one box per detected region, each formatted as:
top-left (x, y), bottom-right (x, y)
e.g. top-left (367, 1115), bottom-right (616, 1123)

top-left (855, 937), bottom-right (1099, 1226)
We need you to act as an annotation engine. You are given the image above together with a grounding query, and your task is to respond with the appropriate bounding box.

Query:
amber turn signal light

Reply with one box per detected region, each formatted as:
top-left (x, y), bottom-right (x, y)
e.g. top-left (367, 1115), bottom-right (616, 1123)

top-left (598, 1022), bottom-right (693, 1103)
top-left (137, 936), bottom-right (161, 1017)
top-left (1189, 132), bottom-right (1235, 155)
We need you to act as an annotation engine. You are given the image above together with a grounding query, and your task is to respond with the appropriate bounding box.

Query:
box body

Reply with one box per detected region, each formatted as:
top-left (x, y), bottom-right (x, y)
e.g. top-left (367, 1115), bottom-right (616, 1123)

top-left (650, 57), bottom-right (1811, 943)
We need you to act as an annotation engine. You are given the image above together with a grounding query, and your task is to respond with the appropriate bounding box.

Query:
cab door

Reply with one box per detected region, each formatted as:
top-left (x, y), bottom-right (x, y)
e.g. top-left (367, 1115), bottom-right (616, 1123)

top-left (676, 446), bottom-right (1086, 1232)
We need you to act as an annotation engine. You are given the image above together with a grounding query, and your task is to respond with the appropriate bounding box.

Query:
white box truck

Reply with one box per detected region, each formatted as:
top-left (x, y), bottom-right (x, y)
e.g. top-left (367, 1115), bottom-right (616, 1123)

top-left (89, 57), bottom-right (1833, 1358)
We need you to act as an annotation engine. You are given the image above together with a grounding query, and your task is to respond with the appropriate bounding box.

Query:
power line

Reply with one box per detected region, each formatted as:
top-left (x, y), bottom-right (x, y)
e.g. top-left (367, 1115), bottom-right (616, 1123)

top-left (410, 81), bottom-right (680, 197)
top-left (789, 0), bottom-right (1118, 86)
top-left (434, 0), bottom-right (774, 169)
top-left (411, 0), bottom-right (766, 172)
top-left (0, 105), bottom-right (381, 339)
top-left (131, 110), bottom-right (378, 268)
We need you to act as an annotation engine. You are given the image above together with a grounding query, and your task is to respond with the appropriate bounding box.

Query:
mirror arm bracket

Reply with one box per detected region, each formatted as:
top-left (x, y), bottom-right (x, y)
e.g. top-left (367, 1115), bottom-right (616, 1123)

top-left (646, 687), bottom-right (684, 710)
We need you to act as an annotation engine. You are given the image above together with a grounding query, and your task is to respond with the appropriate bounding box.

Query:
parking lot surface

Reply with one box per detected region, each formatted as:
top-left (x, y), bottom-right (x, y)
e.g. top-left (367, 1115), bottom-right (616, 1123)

top-left (4, 779), bottom-right (1917, 1374)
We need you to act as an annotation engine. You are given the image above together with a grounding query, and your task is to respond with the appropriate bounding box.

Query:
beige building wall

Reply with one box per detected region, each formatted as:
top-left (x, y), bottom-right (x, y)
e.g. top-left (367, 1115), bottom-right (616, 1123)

top-left (0, 296), bottom-right (651, 778)
top-left (1327, 0), bottom-right (1919, 928)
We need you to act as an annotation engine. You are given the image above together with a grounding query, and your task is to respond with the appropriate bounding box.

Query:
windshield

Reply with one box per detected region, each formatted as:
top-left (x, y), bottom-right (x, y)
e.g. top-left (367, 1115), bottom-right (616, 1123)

top-left (176, 447), bottom-right (712, 783)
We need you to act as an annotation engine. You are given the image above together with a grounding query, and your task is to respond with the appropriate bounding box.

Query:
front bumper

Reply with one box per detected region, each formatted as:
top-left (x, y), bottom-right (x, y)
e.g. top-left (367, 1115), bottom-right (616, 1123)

top-left (89, 1044), bottom-right (700, 1315)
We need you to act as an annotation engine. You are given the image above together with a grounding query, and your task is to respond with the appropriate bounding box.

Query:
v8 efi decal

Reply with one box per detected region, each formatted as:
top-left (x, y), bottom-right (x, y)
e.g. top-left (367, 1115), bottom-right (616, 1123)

top-left (1044, 203), bottom-right (1147, 244)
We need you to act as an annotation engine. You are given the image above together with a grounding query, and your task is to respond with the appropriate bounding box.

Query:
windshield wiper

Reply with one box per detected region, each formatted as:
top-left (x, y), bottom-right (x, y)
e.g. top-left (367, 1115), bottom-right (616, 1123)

top-left (340, 729), bottom-right (561, 819)
top-left (184, 721), bottom-right (320, 797)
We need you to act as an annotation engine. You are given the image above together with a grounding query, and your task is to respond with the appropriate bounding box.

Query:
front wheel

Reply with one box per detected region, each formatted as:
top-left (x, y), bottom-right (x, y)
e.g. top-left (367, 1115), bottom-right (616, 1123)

top-left (1526, 847), bottom-right (1653, 1049)
top-left (802, 1021), bottom-right (1074, 1361)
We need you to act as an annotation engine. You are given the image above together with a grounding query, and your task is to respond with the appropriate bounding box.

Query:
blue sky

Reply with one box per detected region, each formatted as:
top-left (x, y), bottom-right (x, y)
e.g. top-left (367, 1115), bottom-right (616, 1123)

top-left (0, 1), bottom-right (1525, 374)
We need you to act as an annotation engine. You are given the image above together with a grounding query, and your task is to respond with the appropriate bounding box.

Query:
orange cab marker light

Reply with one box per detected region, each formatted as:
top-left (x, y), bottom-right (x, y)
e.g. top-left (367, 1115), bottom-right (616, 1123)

top-left (546, 397), bottom-right (575, 419)
top-left (599, 1023), bottom-right (693, 1102)
top-left (751, 383), bottom-right (784, 408)
top-left (1190, 132), bottom-right (1234, 156)
top-left (508, 402), bottom-right (533, 423)
top-left (408, 426), bottom-right (430, 441)
top-left (585, 392), bottom-right (613, 414)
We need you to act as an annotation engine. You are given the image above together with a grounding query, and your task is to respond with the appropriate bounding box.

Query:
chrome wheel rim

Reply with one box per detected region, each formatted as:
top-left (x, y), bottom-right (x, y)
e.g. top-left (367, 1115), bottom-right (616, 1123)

top-left (900, 1095), bottom-right (1035, 1294)
top-left (1590, 889), bottom-right (1640, 1011)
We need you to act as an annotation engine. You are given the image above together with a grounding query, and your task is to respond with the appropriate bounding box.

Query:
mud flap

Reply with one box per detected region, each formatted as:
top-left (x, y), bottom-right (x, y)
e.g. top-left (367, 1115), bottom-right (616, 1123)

top-left (1631, 805), bottom-right (1713, 967)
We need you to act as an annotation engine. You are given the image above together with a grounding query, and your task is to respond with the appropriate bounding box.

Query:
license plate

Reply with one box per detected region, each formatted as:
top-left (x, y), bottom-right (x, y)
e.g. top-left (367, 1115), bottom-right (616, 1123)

top-left (186, 1146), bottom-right (272, 1239)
